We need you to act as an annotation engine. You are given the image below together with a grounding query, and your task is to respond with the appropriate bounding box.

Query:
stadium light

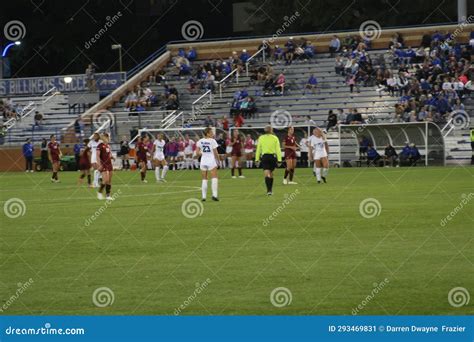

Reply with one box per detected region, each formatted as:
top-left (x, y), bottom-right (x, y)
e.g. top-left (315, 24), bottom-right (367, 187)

top-left (64, 76), bottom-right (73, 84)
top-left (2, 41), bottom-right (21, 57)
top-left (111, 44), bottom-right (123, 73)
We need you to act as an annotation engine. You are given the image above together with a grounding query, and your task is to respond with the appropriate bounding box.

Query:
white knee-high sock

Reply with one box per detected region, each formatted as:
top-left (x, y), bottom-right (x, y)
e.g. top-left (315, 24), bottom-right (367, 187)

top-left (316, 168), bottom-right (322, 181)
top-left (94, 170), bottom-right (100, 186)
top-left (211, 178), bottom-right (218, 198)
top-left (313, 165), bottom-right (317, 174)
top-left (322, 168), bottom-right (328, 177)
top-left (155, 166), bottom-right (161, 180)
top-left (202, 179), bottom-right (208, 199)
top-left (249, 160), bottom-right (253, 168)
top-left (162, 165), bottom-right (168, 179)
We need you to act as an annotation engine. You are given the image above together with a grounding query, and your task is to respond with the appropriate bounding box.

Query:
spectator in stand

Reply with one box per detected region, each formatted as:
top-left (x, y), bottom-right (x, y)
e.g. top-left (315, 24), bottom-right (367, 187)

top-left (204, 115), bottom-right (215, 127)
top-left (359, 136), bottom-right (371, 160)
top-left (326, 110), bottom-right (338, 131)
top-left (284, 37), bottom-right (295, 65)
top-left (384, 144), bottom-right (398, 167)
top-left (187, 47), bottom-right (197, 61)
top-left (303, 41), bottom-right (316, 59)
top-left (85, 64), bottom-right (96, 92)
top-left (399, 143), bottom-right (411, 166)
top-left (329, 35), bottom-right (341, 57)
top-left (125, 91), bottom-right (138, 111)
top-left (335, 56), bottom-right (344, 75)
top-left (23, 138), bottom-right (34, 172)
top-left (240, 49), bottom-right (250, 64)
top-left (274, 45), bottom-right (284, 62)
top-left (304, 74), bottom-right (318, 94)
top-left (367, 145), bottom-right (381, 166)
top-left (351, 109), bottom-right (363, 124)
top-left (34, 111), bottom-right (44, 127)
top-left (274, 73), bottom-right (286, 95)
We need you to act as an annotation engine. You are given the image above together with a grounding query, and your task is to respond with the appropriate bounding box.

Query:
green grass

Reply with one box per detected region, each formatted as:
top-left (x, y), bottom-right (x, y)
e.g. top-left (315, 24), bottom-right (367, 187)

top-left (0, 166), bottom-right (473, 315)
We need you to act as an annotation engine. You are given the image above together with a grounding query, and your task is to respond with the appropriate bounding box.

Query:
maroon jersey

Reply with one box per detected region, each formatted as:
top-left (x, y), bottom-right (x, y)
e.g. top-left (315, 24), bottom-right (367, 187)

top-left (79, 146), bottom-right (91, 170)
top-left (231, 136), bottom-right (242, 157)
top-left (48, 141), bottom-right (60, 161)
top-left (284, 135), bottom-right (296, 159)
top-left (97, 142), bottom-right (113, 171)
top-left (136, 142), bottom-right (147, 162)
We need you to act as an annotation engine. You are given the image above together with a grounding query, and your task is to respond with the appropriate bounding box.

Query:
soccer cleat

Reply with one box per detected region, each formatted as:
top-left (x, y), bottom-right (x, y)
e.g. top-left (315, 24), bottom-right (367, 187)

top-left (267, 191), bottom-right (273, 196)
top-left (317, 181), bottom-right (321, 184)
top-left (202, 198), bottom-right (206, 202)
top-left (142, 179), bottom-right (148, 183)
top-left (212, 196), bottom-right (219, 201)
top-left (283, 179), bottom-right (288, 185)
top-left (106, 196), bottom-right (113, 201)
top-left (238, 175), bottom-right (245, 178)
top-left (288, 181), bottom-right (298, 185)
top-left (232, 176), bottom-right (237, 179)
top-left (161, 179), bottom-right (167, 183)
top-left (97, 192), bottom-right (104, 200)
top-left (322, 177), bottom-right (327, 183)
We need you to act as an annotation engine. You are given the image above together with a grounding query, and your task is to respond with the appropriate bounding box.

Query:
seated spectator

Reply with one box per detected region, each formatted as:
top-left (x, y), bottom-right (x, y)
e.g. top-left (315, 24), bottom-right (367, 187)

top-left (34, 111), bottom-right (44, 126)
top-left (351, 109), bottom-right (363, 124)
top-left (125, 91), bottom-right (138, 110)
top-left (303, 41), bottom-right (315, 59)
top-left (274, 45), bottom-right (284, 61)
top-left (408, 143), bottom-right (421, 166)
top-left (204, 115), bottom-right (215, 127)
top-left (284, 37), bottom-right (295, 65)
top-left (399, 143), bottom-right (411, 166)
top-left (329, 35), bottom-right (341, 56)
top-left (384, 144), bottom-right (398, 167)
top-left (335, 56), bottom-right (344, 75)
top-left (359, 136), bottom-right (371, 159)
top-left (367, 145), bottom-right (381, 166)
top-left (326, 110), bottom-right (338, 131)
top-left (188, 76), bottom-right (198, 94)
top-left (187, 47), bottom-right (197, 61)
top-left (304, 74), bottom-right (318, 94)
top-left (165, 94), bottom-right (179, 110)
top-left (274, 73), bottom-right (286, 95)
top-left (240, 49), bottom-right (250, 64)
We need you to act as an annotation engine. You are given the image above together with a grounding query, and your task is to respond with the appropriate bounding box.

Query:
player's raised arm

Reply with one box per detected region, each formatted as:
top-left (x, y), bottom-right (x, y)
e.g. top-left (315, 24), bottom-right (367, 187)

top-left (255, 137), bottom-right (262, 162)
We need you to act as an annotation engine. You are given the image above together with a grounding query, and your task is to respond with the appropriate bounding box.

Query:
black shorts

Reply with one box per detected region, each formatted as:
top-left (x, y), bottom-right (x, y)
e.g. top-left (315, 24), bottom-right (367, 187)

top-left (260, 154), bottom-right (277, 171)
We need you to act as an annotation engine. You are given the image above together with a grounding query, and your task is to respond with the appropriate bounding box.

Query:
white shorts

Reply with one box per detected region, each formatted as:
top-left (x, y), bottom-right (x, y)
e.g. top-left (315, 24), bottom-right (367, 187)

top-left (200, 161), bottom-right (217, 171)
top-left (244, 149), bottom-right (253, 154)
top-left (313, 151), bottom-right (328, 160)
top-left (184, 149), bottom-right (193, 156)
top-left (90, 153), bottom-right (97, 164)
top-left (153, 153), bottom-right (165, 161)
top-left (225, 146), bottom-right (233, 154)
top-left (177, 151), bottom-right (185, 157)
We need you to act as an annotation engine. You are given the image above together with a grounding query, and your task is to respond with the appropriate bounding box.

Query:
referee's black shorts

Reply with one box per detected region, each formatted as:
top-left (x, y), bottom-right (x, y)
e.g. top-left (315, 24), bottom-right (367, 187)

top-left (260, 154), bottom-right (277, 171)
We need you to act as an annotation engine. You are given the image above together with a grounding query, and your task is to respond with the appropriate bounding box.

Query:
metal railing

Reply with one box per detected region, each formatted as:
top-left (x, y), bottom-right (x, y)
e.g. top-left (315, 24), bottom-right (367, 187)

top-left (191, 89), bottom-right (212, 117)
top-left (217, 68), bottom-right (239, 98)
top-left (245, 46), bottom-right (266, 77)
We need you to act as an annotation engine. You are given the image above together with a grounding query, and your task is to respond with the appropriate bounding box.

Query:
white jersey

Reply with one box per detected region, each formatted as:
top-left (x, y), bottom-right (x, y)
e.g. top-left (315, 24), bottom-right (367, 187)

top-left (197, 138), bottom-right (218, 170)
top-left (153, 139), bottom-right (166, 160)
top-left (308, 135), bottom-right (328, 159)
top-left (88, 139), bottom-right (101, 163)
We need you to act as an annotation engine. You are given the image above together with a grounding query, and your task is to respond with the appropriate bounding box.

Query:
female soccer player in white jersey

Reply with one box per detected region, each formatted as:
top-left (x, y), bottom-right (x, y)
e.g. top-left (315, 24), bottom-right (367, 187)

top-left (152, 133), bottom-right (169, 182)
top-left (196, 127), bottom-right (219, 201)
top-left (308, 127), bottom-right (329, 183)
top-left (88, 133), bottom-right (102, 188)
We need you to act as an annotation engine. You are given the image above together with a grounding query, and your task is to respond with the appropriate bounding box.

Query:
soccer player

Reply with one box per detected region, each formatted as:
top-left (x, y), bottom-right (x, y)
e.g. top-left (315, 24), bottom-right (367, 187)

top-left (152, 133), bottom-right (169, 182)
top-left (136, 136), bottom-right (149, 183)
top-left (96, 133), bottom-right (114, 200)
top-left (308, 127), bottom-right (329, 183)
top-left (48, 134), bottom-right (62, 183)
top-left (177, 137), bottom-right (185, 170)
top-left (231, 129), bottom-right (245, 178)
top-left (283, 126), bottom-right (298, 185)
top-left (184, 134), bottom-right (195, 170)
top-left (78, 138), bottom-right (92, 187)
top-left (244, 134), bottom-right (255, 169)
top-left (216, 133), bottom-right (227, 169)
top-left (88, 133), bottom-right (102, 187)
top-left (166, 136), bottom-right (179, 171)
top-left (196, 127), bottom-right (219, 201)
top-left (255, 125), bottom-right (282, 195)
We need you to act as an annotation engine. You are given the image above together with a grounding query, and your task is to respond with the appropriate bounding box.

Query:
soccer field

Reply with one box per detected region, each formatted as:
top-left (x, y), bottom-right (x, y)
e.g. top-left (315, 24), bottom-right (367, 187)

top-left (0, 166), bottom-right (473, 315)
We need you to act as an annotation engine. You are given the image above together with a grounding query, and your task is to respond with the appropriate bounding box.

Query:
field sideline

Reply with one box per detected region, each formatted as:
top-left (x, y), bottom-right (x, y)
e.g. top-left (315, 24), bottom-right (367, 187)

top-left (0, 166), bottom-right (473, 315)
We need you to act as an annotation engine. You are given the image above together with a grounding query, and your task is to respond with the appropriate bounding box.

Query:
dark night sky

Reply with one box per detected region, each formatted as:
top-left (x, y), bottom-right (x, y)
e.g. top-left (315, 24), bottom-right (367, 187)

top-left (0, 0), bottom-right (467, 78)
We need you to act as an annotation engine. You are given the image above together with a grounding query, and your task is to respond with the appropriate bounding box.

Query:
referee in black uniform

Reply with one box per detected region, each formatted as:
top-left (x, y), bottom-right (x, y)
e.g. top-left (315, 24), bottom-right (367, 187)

top-left (255, 125), bottom-right (282, 195)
